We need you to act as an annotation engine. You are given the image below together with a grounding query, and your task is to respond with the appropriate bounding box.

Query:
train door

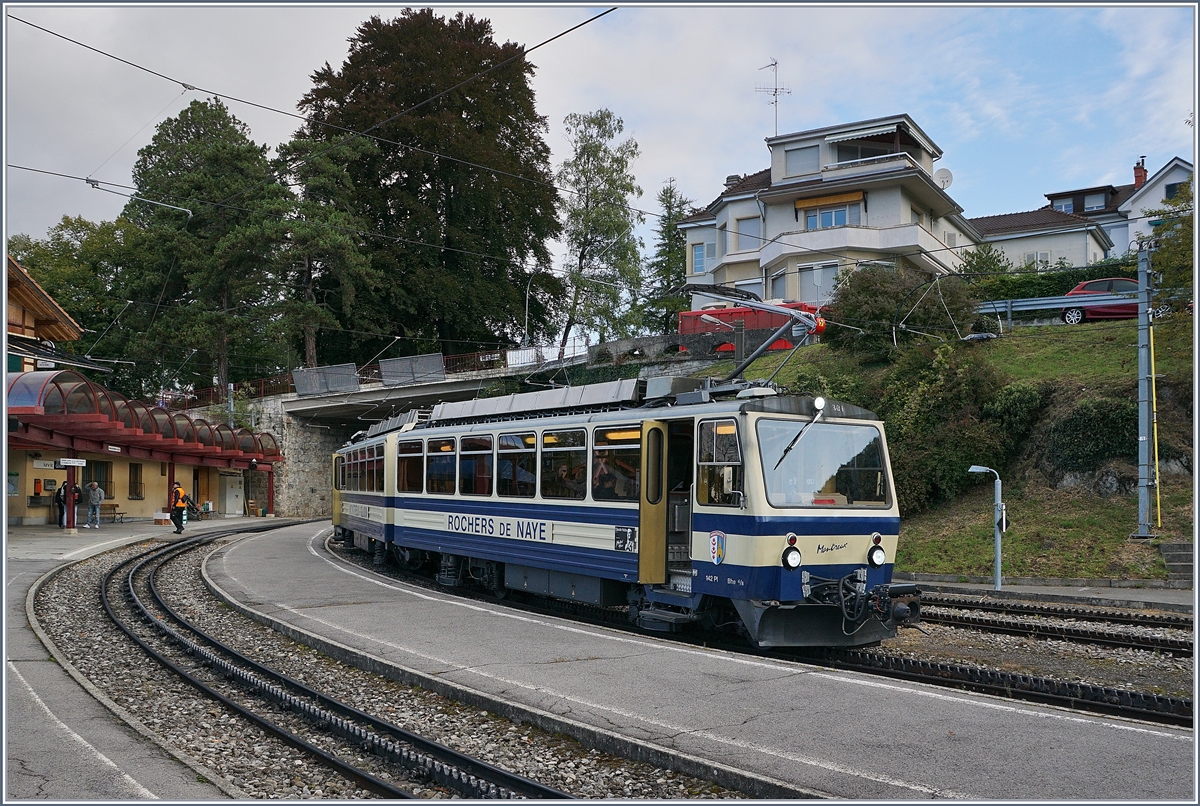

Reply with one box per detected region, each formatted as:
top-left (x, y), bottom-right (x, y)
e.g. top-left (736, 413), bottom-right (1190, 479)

top-left (638, 420), bottom-right (667, 584)
top-left (638, 418), bottom-right (695, 585)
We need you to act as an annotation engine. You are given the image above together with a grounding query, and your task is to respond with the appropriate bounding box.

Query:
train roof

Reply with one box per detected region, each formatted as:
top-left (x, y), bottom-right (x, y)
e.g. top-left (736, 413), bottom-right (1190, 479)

top-left (344, 377), bottom-right (878, 447)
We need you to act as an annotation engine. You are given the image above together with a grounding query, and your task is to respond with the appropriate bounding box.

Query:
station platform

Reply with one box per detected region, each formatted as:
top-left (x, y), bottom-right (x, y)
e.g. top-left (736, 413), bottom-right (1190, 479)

top-left (202, 522), bottom-right (1194, 800)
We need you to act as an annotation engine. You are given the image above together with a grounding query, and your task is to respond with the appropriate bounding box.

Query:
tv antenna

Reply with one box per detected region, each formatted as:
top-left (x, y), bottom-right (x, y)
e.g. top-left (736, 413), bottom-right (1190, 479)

top-left (756, 58), bottom-right (791, 136)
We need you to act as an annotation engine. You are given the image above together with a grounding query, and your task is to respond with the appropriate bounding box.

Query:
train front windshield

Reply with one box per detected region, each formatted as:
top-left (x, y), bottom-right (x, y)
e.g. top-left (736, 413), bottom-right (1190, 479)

top-left (756, 419), bottom-right (891, 508)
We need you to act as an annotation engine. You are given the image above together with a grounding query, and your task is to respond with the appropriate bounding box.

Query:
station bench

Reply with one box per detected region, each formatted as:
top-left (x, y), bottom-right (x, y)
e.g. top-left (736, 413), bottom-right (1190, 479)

top-left (99, 503), bottom-right (126, 523)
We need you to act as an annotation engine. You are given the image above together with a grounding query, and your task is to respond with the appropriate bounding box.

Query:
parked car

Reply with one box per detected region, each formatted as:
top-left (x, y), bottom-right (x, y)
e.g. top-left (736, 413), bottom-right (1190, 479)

top-left (1061, 278), bottom-right (1138, 324)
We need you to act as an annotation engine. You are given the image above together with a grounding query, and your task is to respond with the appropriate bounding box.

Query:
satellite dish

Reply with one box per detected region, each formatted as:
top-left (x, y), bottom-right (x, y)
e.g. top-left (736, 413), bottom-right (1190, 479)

top-left (934, 168), bottom-right (954, 189)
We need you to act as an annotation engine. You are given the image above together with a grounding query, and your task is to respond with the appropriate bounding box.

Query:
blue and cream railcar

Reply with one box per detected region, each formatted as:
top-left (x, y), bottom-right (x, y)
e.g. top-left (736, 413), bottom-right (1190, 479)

top-left (332, 378), bottom-right (917, 648)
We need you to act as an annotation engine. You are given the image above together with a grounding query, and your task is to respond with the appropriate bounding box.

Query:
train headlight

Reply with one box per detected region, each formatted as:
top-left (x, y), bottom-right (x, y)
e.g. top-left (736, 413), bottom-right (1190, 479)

top-left (781, 546), bottom-right (802, 570)
top-left (867, 544), bottom-right (887, 568)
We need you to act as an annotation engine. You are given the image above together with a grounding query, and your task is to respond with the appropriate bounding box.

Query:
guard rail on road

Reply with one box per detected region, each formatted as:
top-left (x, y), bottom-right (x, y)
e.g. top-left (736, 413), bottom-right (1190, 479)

top-left (977, 292), bottom-right (1136, 316)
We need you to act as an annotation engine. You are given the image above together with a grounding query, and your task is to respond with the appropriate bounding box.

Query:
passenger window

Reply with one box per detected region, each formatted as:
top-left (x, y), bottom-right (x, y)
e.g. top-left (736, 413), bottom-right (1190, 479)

top-left (697, 419), bottom-right (743, 507)
top-left (541, 429), bottom-right (587, 500)
top-left (459, 435), bottom-right (494, 496)
top-left (1084, 280), bottom-right (1111, 292)
top-left (1112, 279), bottom-right (1137, 293)
top-left (426, 438), bottom-right (456, 495)
top-left (592, 426), bottom-right (641, 502)
top-left (497, 433), bottom-right (536, 498)
top-left (397, 441), bottom-right (423, 493)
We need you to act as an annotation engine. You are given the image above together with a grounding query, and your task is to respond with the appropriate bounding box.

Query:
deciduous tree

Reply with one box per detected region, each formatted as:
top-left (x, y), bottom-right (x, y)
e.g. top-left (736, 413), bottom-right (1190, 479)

top-left (556, 108), bottom-right (644, 346)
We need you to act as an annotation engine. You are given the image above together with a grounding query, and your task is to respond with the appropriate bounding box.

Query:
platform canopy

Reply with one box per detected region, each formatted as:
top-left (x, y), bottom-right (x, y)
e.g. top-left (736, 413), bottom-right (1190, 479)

top-left (6, 371), bottom-right (281, 469)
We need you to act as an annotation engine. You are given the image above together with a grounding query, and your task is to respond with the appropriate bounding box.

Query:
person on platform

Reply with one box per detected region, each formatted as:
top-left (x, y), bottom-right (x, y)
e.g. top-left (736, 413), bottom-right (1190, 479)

top-left (83, 481), bottom-right (104, 528)
top-left (170, 481), bottom-right (188, 534)
top-left (53, 484), bottom-right (66, 527)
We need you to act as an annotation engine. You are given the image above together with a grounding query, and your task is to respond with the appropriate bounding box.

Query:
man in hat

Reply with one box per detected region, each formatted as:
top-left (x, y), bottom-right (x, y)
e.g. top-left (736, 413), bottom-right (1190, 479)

top-left (170, 481), bottom-right (188, 534)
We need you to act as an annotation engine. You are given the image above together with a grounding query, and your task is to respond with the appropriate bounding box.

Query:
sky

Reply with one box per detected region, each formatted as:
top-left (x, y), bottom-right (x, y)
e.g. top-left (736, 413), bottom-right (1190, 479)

top-left (4, 2), bottom-right (1197, 255)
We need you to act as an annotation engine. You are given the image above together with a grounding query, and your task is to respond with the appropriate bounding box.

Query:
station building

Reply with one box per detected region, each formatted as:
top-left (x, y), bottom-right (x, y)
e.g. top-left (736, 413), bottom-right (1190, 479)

top-left (6, 256), bottom-right (282, 526)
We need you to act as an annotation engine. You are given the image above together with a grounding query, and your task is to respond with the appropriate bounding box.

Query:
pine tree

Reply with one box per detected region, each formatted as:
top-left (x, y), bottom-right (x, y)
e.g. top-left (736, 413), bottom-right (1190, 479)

top-left (641, 178), bottom-right (694, 335)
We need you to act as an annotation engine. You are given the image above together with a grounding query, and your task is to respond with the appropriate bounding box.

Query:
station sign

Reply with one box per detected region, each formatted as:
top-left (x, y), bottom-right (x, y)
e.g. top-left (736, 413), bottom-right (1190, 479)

top-left (55, 458), bottom-right (87, 468)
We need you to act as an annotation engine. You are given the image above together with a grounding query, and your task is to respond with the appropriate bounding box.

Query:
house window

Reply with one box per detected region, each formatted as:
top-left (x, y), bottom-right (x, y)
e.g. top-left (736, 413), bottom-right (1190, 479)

top-left (128, 463), bottom-right (144, 500)
top-left (736, 217), bottom-right (761, 251)
top-left (1164, 182), bottom-right (1182, 200)
top-left (82, 461), bottom-right (114, 499)
top-left (945, 232), bottom-right (957, 248)
top-left (718, 225), bottom-right (727, 257)
top-left (910, 208), bottom-right (923, 226)
top-left (770, 269), bottom-right (787, 301)
top-left (705, 242), bottom-right (717, 267)
top-left (835, 143), bottom-right (891, 163)
top-left (1053, 199), bottom-right (1074, 213)
top-left (804, 203), bottom-right (860, 230)
top-left (1083, 193), bottom-right (1105, 211)
top-left (734, 279), bottom-right (763, 299)
top-left (784, 145), bottom-right (819, 176)
top-left (799, 262), bottom-right (838, 303)
top-left (1023, 251), bottom-right (1051, 270)
top-left (692, 243), bottom-right (705, 274)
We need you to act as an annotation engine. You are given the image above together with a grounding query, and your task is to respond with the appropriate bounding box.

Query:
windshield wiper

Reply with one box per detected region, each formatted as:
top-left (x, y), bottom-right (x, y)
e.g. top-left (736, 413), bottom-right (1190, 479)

top-left (773, 397), bottom-right (826, 470)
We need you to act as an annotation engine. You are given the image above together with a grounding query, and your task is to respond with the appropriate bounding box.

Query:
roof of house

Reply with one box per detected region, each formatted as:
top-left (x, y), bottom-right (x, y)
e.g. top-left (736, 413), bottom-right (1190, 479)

top-left (967, 207), bottom-right (1105, 237)
top-left (677, 168), bottom-right (771, 225)
top-left (6, 256), bottom-right (82, 342)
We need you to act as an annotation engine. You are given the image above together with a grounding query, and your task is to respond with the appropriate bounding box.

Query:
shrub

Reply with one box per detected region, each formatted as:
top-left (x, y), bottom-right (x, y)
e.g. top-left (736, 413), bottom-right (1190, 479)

top-left (824, 265), bottom-right (980, 358)
top-left (1045, 398), bottom-right (1138, 471)
top-left (972, 257), bottom-right (1135, 302)
top-left (983, 381), bottom-right (1047, 453)
top-left (878, 345), bottom-right (1008, 515)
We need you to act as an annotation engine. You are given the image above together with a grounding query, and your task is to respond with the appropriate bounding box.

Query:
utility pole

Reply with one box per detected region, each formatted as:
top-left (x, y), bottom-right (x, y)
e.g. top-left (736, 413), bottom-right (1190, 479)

top-left (1132, 239), bottom-right (1158, 539)
top-left (756, 59), bottom-right (790, 137)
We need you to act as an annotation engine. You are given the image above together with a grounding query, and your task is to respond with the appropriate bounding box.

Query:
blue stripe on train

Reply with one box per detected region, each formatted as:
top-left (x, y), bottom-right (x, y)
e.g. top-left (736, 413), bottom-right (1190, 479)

top-left (396, 527), bottom-right (640, 582)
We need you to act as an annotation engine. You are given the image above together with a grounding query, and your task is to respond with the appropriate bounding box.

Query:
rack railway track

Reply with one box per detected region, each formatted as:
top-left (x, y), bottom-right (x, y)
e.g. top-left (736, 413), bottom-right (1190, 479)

top-left (103, 526), bottom-right (572, 800)
top-left (917, 594), bottom-right (1193, 658)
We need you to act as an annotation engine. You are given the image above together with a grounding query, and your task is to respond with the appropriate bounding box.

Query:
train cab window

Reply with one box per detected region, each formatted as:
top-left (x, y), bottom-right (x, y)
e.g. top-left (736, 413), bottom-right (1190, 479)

top-left (591, 426), bottom-right (641, 502)
top-left (697, 419), bottom-right (744, 507)
top-left (375, 445), bottom-right (385, 492)
top-left (426, 438), bottom-right (456, 494)
top-left (541, 429), bottom-right (587, 500)
top-left (756, 419), bottom-right (890, 508)
top-left (497, 432), bottom-right (536, 497)
top-left (348, 449), bottom-right (361, 491)
top-left (397, 440), bottom-right (423, 493)
top-left (459, 435), bottom-right (494, 496)
top-left (334, 455), bottom-right (345, 490)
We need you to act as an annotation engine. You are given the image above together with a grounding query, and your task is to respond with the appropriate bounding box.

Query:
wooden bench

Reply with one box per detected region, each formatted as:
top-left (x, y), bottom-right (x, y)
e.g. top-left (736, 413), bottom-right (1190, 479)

top-left (99, 503), bottom-right (126, 523)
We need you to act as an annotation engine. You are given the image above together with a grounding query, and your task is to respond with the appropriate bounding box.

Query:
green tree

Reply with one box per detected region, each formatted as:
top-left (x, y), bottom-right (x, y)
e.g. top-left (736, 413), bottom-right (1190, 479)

top-left (959, 242), bottom-right (1014, 275)
top-left (296, 10), bottom-right (561, 359)
top-left (266, 135), bottom-right (377, 368)
top-left (556, 108), bottom-right (644, 347)
top-left (1144, 174), bottom-right (1193, 300)
top-left (640, 178), bottom-right (694, 335)
top-left (125, 98), bottom-right (291, 393)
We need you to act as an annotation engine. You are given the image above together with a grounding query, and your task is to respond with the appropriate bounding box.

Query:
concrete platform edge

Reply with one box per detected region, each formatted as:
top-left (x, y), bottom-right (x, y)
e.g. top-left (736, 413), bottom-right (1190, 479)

top-left (25, 555), bottom-right (249, 799)
top-left (201, 541), bottom-right (828, 800)
top-left (916, 583), bottom-right (1194, 613)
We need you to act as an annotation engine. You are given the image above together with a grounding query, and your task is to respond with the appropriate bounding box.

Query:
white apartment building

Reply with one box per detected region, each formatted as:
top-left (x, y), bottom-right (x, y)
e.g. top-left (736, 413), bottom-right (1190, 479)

top-left (678, 114), bottom-right (981, 307)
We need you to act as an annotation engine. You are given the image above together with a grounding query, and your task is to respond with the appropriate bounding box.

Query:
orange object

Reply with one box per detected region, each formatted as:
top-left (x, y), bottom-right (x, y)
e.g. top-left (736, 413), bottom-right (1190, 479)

top-left (33, 478), bottom-right (42, 495)
top-left (812, 317), bottom-right (827, 335)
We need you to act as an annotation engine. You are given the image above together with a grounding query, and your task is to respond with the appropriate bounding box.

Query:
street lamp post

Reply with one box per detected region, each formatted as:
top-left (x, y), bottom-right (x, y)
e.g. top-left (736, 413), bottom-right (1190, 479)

top-left (968, 465), bottom-right (1004, 591)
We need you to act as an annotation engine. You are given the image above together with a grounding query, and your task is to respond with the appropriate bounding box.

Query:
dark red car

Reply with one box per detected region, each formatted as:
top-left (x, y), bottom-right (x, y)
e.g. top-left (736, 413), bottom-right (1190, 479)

top-left (1061, 277), bottom-right (1138, 324)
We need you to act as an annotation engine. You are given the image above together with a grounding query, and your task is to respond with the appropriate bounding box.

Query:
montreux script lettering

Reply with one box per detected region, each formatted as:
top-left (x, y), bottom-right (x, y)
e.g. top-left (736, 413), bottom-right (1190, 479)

top-left (815, 542), bottom-right (849, 554)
